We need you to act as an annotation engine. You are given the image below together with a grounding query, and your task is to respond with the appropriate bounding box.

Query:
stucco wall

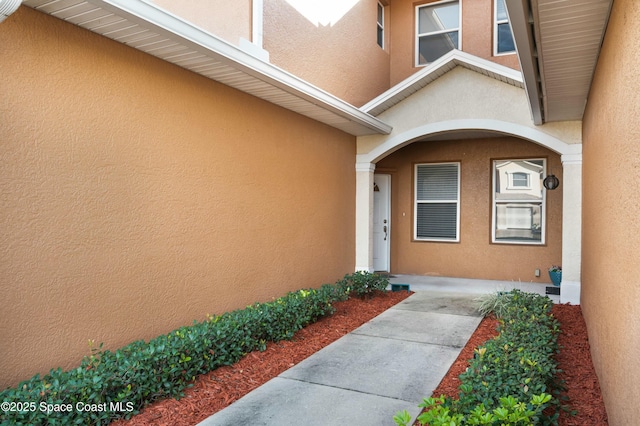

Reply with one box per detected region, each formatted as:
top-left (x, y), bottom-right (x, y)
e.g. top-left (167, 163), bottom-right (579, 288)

top-left (263, 0), bottom-right (390, 107)
top-left (149, 0), bottom-right (251, 47)
top-left (376, 137), bottom-right (562, 282)
top-left (388, 0), bottom-right (519, 87)
top-left (0, 8), bottom-right (356, 389)
top-left (581, 0), bottom-right (640, 423)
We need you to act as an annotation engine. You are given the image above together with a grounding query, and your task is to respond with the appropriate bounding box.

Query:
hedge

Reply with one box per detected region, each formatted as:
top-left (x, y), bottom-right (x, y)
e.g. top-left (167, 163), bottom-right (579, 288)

top-left (0, 274), bottom-right (384, 426)
top-left (395, 289), bottom-right (562, 426)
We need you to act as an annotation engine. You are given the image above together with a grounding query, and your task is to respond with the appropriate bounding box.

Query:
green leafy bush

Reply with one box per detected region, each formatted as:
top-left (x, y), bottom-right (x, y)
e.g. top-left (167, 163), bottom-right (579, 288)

top-left (0, 282), bottom-right (354, 425)
top-left (336, 271), bottom-right (389, 297)
top-left (395, 290), bottom-right (562, 426)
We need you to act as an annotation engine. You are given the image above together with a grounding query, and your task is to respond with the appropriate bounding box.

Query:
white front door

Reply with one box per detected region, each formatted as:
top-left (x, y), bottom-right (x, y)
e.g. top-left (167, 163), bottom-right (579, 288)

top-left (373, 174), bottom-right (391, 272)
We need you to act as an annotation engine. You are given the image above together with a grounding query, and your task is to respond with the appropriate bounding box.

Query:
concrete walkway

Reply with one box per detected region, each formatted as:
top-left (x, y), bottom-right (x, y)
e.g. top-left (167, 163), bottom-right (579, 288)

top-left (197, 276), bottom-right (556, 426)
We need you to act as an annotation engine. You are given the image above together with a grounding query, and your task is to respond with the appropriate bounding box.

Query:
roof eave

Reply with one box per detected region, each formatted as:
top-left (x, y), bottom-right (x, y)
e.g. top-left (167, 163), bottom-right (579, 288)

top-left (361, 50), bottom-right (524, 117)
top-left (22, 0), bottom-right (392, 136)
top-left (505, 0), bottom-right (544, 125)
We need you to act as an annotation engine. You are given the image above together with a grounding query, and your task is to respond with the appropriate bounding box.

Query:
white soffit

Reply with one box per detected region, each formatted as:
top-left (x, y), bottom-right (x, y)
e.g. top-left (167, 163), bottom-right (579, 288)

top-left (534, 0), bottom-right (612, 122)
top-left (361, 50), bottom-right (524, 117)
top-left (21, 0), bottom-right (392, 136)
top-left (508, 0), bottom-right (612, 123)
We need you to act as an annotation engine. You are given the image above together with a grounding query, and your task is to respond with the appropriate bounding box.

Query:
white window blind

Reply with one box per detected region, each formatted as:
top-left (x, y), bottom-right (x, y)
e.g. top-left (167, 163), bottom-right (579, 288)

top-left (415, 163), bottom-right (460, 241)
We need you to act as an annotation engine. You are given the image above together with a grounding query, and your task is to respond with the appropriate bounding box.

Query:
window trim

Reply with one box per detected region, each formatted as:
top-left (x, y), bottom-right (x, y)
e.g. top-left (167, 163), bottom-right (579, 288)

top-left (414, 162), bottom-right (461, 242)
top-left (377, 2), bottom-right (384, 49)
top-left (415, 0), bottom-right (462, 67)
top-left (494, 0), bottom-right (516, 56)
top-left (491, 158), bottom-right (547, 245)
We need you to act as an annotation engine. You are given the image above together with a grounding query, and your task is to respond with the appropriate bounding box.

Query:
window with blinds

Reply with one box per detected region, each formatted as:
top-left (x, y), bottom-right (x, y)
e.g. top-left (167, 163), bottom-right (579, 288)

top-left (414, 162), bottom-right (460, 241)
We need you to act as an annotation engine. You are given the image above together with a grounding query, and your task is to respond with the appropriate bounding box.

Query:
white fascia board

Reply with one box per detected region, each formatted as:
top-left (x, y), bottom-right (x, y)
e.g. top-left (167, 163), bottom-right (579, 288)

top-left (361, 49), bottom-right (523, 115)
top-left (93, 0), bottom-right (392, 135)
top-left (505, 0), bottom-right (544, 125)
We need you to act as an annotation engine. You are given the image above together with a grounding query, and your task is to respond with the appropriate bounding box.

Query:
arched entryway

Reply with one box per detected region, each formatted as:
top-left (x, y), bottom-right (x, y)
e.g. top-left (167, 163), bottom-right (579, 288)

top-left (355, 122), bottom-right (582, 304)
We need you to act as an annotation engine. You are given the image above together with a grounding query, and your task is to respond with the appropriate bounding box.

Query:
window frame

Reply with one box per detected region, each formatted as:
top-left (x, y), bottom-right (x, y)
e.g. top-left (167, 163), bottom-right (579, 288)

top-left (415, 0), bottom-right (462, 67)
top-left (377, 1), bottom-right (385, 49)
top-left (491, 158), bottom-right (547, 245)
top-left (414, 162), bottom-right (461, 242)
top-left (494, 0), bottom-right (516, 56)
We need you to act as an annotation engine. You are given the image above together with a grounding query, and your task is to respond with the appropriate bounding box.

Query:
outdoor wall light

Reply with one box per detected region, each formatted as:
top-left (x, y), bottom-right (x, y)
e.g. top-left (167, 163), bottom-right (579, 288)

top-left (543, 174), bottom-right (560, 190)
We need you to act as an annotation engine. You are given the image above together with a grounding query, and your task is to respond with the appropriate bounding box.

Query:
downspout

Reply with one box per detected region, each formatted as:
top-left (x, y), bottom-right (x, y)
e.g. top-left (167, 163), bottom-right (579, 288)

top-left (0, 0), bottom-right (21, 23)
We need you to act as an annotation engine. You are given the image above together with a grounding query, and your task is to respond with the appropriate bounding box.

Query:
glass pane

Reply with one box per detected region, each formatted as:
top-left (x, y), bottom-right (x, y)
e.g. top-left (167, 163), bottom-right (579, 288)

top-left (417, 203), bottom-right (457, 240)
top-left (496, 0), bottom-right (508, 21)
top-left (377, 26), bottom-right (383, 47)
top-left (494, 160), bottom-right (543, 200)
top-left (416, 164), bottom-right (458, 201)
top-left (497, 23), bottom-right (515, 53)
top-left (418, 31), bottom-right (459, 64)
top-left (418, 3), bottom-right (459, 34)
top-left (494, 202), bottom-right (542, 242)
top-left (377, 3), bottom-right (383, 24)
top-left (494, 159), bottom-right (544, 244)
top-left (512, 172), bottom-right (528, 187)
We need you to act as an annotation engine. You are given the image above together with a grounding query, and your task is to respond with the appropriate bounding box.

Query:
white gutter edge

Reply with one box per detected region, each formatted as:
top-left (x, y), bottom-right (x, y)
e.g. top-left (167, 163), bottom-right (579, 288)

top-left (360, 49), bottom-right (523, 115)
top-left (505, 0), bottom-right (544, 125)
top-left (94, 0), bottom-right (392, 135)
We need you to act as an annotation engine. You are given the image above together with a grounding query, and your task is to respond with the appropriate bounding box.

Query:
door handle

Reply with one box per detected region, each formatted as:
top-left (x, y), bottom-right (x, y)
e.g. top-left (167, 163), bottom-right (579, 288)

top-left (383, 225), bottom-right (387, 240)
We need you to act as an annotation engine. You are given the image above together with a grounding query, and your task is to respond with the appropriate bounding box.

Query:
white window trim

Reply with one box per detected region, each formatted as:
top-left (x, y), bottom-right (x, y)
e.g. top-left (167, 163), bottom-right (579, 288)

top-left (415, 0), bottom-right (462, 67)
top-left (493, 0), bottom-right (516, 56)
top-left (377, 2), bottom-right (384, 49)
top-left (491, 158), bottom-right (546, 245)
top-left (414, 162), bottom-right (461, 242)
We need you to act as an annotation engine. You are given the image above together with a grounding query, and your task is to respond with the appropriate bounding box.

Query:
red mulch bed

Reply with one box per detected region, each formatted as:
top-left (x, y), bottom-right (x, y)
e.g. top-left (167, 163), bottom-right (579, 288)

top-left (113, 294), bottom-right (607, 426)
top-left (429, 304), bottom-right (608, 425)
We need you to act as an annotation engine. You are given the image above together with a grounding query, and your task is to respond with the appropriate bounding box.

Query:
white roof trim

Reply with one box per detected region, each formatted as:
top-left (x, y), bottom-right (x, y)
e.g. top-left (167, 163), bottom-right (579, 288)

top-left (21, 0), bottom-right (392, 136)
top-left (506, 0), bottom-right (613, 124)
top-left (506, 0), bottom-right (544, 125)
top-left (361, 50), bottom-right (524, 117)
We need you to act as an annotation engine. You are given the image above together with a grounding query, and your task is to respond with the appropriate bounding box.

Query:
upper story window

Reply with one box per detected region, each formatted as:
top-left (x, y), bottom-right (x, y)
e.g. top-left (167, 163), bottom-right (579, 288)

top-left (495, 0), bottom-right (516, 55)
top-left (416, 0), bottom-right (460, 66)
top-left (377, 2), bottom-right (384, 48)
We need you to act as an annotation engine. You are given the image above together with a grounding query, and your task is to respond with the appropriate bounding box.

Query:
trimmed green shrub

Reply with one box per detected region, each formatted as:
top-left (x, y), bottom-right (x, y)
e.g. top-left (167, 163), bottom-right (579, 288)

top-left (395, 290), bottom-right (562, 426)
top-left (336, 271), bottom-right (389, 297)
top-left (0, 282), bottom-right (353, 425)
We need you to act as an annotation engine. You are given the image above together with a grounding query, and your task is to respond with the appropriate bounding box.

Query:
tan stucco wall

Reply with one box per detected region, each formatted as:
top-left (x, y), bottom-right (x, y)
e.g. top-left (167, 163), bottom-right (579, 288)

top-left (388, 0), bottom-right (519, 87)
top-left (581, 0), bottom-right (640, 423)
top-left (149, 0), bottom-right (251, 46)
top-left (263, 0), bottom-right (390, 107)
top-left (376, 137), bottom-right (562, 282)
top-left (0, 8), bottom-right (356, 389)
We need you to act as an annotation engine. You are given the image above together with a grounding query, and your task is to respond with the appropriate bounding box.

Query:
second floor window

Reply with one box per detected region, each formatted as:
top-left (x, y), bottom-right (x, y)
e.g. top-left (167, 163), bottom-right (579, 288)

top-left (495, 0), bottom-right (516, 54)
top-left (416, 0), bottom-right (460, 66)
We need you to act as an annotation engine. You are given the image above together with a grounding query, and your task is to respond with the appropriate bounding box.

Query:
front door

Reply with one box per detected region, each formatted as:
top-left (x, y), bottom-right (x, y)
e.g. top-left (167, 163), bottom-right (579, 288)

top-left (373, 174), bottom-right (391, 272)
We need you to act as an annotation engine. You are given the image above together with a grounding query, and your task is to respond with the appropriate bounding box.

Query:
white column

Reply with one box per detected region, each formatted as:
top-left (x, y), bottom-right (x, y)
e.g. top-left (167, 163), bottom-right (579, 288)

top-left (355, 162), bottom-right (375, 272)
top-left (560, 153), bottom-right (582, 304)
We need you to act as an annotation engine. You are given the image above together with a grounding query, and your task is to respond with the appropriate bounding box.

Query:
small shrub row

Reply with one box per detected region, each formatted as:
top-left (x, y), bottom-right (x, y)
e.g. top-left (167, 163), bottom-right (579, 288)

top-left (336, 270), bottom-right (389, 297)
top-left (0, 274), bottom-right (385, 425)
top-left (395, 290), bottom-right (562, 426)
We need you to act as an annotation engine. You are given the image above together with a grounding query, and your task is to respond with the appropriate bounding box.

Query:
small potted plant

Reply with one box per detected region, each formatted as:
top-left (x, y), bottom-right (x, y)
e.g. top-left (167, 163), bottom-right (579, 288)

top-left (548, 265), bottom-right (562, 286)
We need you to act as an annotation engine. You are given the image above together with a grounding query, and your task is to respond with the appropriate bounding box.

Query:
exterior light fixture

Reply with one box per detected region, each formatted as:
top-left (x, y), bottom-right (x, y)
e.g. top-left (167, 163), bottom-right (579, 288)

top-left (543, 174), bottom-right (559, 190)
